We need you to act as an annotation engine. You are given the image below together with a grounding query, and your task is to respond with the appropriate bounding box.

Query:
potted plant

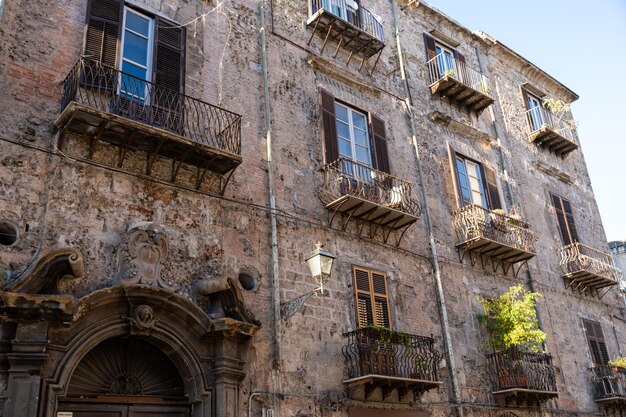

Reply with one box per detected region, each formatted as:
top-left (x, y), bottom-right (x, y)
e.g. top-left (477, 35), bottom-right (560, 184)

top-left (608, 357), bottom-right (626, 373)
top-left (477, 286), bottom-right (546, 389)
top-left (444, 68), bottom-right (456, 78)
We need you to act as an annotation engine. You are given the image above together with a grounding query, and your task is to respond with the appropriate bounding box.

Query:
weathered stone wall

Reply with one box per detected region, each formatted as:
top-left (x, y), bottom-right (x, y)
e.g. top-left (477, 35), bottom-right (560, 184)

top-left (0, 0), bottom-right (624, 416)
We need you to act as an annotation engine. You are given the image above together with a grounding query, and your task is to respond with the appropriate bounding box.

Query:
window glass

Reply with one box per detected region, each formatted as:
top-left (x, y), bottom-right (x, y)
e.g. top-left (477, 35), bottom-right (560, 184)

top-left (527, 92), bottom-right (544, 131)
top-left (436, 43), bottom-right (456, 78)
top-left (120, 8), bottom-right (154, 101)
top-left (334, 103), bottom-right (372, 173)
top-left (455, 155), bottom-right (487, 208)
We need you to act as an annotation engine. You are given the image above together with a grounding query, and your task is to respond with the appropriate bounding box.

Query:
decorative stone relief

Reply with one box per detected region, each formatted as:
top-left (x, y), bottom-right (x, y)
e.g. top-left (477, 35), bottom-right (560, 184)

top-left (122, 226), bottom-right (170, 288)
top-left (130, 305), bottom-right (156, 329)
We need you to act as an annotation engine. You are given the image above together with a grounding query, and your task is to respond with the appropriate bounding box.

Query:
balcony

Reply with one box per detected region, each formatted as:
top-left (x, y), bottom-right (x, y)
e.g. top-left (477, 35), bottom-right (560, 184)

top-left (342, 327), bottom-right (442, 401)
top-left (592, 366), bottom-right (626, 411)
top-left (453, 205), bottom-right (538, 276)
top-left (487, 348), bottom-right (558, 407)
top-left (524, 107), bottom-right (578, 157)
top-left (426, 53), bottom-right (494, 113)
top-left (559, 243), bottom-right (622, 297)
top-left (54, 58), bottom-right (242, 194)
top-left (320, 158), bottom-right (420, 245)
top-left (307, 0), bottom-right (385, 65)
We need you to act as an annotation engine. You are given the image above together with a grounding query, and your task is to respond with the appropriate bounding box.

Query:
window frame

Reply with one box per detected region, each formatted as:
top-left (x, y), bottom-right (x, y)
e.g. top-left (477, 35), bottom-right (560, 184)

top-left (550, 193), bottom-right (579, 246)
top-left (435, 41), bottom-right (457, 77)
top-left (352, 266), bottom-right (391, 330)
top-left (119, 6), bottom-right (155, 102)
top-left (454, 153), bottom-right (488, 208)
top-left (582, 318), bottom-right (610, 366)
top-left (335, 101), bottom-right (372, 171)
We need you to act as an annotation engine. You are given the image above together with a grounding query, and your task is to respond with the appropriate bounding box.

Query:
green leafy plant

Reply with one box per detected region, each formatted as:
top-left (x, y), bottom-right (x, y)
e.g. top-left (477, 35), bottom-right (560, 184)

top-left (478, 81), bottom-right (490, 94)
top-left (444, 69), bottom-right (456, 78)
top-left (477, 285), bottom-right (546, 353)
top-left (543, 98), bottom-right (578, 133)
top-left (609, 357), bottom-right (626, 368)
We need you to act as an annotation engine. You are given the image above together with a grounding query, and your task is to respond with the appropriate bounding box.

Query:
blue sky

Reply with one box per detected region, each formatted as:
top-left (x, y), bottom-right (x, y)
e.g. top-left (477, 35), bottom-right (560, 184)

top-left (424, 0), bottom-right (626, 242)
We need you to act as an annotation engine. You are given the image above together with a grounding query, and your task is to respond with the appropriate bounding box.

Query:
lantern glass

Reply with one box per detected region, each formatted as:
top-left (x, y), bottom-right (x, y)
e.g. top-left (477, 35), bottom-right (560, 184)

top-left (305, 243), bottom-right (335, 278)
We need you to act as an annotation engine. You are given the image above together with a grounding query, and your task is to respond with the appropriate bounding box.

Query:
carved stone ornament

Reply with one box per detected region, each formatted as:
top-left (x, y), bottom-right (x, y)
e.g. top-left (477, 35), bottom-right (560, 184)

top-left (131, 304), bottom-right (156, 329)
top-left (123, 226), bottom-right (170, 288)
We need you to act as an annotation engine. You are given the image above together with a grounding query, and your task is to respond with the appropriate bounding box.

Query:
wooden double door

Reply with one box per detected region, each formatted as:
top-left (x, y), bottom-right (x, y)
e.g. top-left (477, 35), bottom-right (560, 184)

top-left (58, 401), bottom-right (189, 417)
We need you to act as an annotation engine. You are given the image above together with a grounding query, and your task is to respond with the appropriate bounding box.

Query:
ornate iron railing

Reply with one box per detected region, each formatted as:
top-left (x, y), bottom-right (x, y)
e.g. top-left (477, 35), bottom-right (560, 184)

top-left (559, 243), bottom-right (622, 281)
top-left (310, 0), bottom-right (384, 42)
top-left (487, 348), bottom-right (557, 392)
top-left (321, 158), bottom-right (420, 216)
top-left (60, 57), bottom-right (242, 155)
top-left (523, 106), bottom-right (577, 144)
top-left (343, 327), bottom-right (442, 381)
top-left (452, 205), bottom-right (537, 252)
top-left (426, 53), bottom-right (493, 97)
top-left (592, 366), bottom-right (626, 399)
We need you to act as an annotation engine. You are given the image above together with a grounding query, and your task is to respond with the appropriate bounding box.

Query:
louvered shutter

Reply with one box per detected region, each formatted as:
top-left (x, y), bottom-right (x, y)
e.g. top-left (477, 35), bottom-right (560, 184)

top-left (371, 272), bottom-right (390, 329)
top-left (561, 199), bottom-right (579, 243)
top-left (520, 85), bottom-right (531, 111)
top-left (151, 17), bottom-right (185, 132)
top-left (584, 319), bottom-right (610, 366)
top-left (369, 114), bottom-right (390, 176)
top-left (448, 145), bottom-right (464, 207)
top-left (423, 33), bottom-right (438, 82)
top-left (423, 33), bottom-right (437, 60)
top-left (551, 194), bottom-right (579, 246)
top-left (353, 267), bottom-right (391, 329)
top-left (83, 0), bottom-right (123, 88)
top-left (484, 166), bottom-right (502, 211)
top-left (153, 18), bottom-right (185, 94)
top-left (319, 89), bottom-right (339, 164)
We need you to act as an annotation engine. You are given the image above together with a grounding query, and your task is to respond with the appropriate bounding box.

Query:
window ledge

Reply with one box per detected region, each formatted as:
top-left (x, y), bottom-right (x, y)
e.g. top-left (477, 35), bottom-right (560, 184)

top-left (428, 111), bottom-right (494, 144)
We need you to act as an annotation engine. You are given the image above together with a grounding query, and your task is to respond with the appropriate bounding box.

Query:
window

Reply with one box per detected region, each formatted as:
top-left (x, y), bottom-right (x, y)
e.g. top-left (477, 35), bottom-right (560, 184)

top-left (583, 319), bottom-right (609, 366)
top-left (423, 33), bottom-right (466, 82)
top-left (450, 147), bottom-right (501, 210)
top-left (318, 89), bottom-right (390, 177)
top-left (550, 194), bottom-right (579, 246)
top-left (119, 7), bottom-right (154, 102)
top-left (84, 0), bottom-right (185, 95)
top-left (353, 267), bottom-right (390, 329)
top-left (526, 91), bottom-right (544, 131)
top-left (336, 104), bottom-right (370, 166)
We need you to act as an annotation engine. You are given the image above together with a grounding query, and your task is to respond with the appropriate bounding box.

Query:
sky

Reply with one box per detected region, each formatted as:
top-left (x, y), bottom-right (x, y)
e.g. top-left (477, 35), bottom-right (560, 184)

top-left (424, 0), bottom-right (626, 242)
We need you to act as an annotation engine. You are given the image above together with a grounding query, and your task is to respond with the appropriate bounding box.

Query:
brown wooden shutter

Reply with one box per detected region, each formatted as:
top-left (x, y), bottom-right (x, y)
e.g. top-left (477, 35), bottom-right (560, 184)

top-left (583, 319), bottom-right (610, 366)
top-left (84, 0), bottom-right (123, 66)
top-left (319, 89), bottom-right (339, 164)
top-left (353, 267), bottom-right (391, 329)
top-left (453, 50), bottom-right (466, 83)
top-left (153, 17), bottom-right (186, 94)
top-left (448, 144), bottom-right (464, 208)
top-left (551, 194), bottom-right (579, 245)
top-left (484, 166), bottom-right (502, 211)
top-left (520, 85), bottom-right (531, 111)
top-left (369, 114), bottom-right (390, 175)
top-left (423, 33), bottom-right (437, 60)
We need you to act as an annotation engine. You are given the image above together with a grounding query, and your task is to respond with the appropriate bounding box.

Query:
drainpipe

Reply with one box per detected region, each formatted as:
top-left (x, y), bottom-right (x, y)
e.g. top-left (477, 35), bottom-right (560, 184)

top-left (391, 2), bottom-right (463, 416)
top-left (474, 47), bottom-right (546, 343)
top-left (259, 0), bottom-right (283, 413)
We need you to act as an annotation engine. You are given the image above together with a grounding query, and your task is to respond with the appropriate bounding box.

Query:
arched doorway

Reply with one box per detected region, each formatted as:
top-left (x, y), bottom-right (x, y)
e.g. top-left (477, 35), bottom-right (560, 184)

top-left (57, 336), bottom-right (190, 416)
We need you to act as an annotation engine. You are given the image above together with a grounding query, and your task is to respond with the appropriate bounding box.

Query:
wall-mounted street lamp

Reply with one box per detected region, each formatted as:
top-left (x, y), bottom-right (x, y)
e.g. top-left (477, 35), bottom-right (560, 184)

top-left (281, 242), bottom-right (336, 319)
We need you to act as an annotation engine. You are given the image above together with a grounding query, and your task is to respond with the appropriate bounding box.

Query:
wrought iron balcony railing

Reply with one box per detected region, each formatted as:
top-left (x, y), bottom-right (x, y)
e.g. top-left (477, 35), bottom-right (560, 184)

top-left (310, 0), bottom-right (384, 43)
top-left (559, 243), bottom-right (622, 295)
top-left (342, 327), bottom-right (442, 381)
top-left (453, 205), bottom-right (537, 254)
top-left (524, 106), bottom-right (576, 143)
top-left (60, 58), bottom-right (242, 157)
top-left (426, 53), bottom-right (493, 98)
top-left (487, 347), bottom-right (558, 393)
top-left (523, 106), bottom-right (578, 156)
top-left (321, 158), bottom-right (420, 217)
top-left (592, 366), bottom-right (626, 400)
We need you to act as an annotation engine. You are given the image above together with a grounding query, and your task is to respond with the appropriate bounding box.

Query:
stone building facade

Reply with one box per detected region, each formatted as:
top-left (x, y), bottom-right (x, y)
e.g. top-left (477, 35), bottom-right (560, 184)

top-left (0, 1), bottom-right (624, 417)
